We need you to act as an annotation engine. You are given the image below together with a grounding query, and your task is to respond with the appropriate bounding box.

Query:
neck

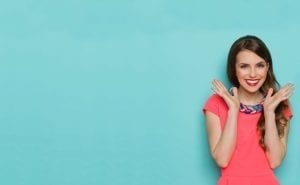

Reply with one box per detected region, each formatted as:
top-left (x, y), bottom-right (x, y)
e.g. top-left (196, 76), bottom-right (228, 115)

top-left (238, 88), bottom-right (264, 105)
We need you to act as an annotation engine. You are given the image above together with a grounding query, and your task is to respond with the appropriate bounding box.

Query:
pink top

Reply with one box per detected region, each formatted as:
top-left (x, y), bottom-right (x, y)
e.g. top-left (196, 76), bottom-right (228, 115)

top-left (203, 94), bottom-right (292, 177)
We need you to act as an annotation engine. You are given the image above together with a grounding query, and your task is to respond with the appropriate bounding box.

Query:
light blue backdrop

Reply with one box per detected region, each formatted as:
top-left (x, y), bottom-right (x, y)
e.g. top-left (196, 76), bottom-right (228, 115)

top-left (0, 1), bottom-right (299, 185)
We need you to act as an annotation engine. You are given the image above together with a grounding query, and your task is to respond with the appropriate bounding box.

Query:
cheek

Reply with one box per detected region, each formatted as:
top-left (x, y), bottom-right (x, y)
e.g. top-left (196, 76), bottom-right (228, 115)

top-left (259, 68), bottom-right (268, 78)
top-left (236, 70), bottom-right (246, 79)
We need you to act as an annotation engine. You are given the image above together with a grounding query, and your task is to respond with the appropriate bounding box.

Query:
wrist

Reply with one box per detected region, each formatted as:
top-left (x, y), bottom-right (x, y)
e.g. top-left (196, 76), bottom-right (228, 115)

top-left (228, 107), bottom-right (239, 115)
top-left (264, 111), bottom-right (275, 119)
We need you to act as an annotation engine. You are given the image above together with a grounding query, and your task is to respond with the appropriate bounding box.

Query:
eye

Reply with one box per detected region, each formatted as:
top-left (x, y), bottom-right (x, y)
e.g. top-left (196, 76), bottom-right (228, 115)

top-left (240, 64), bottom-right (248, 69)
top-left (257, 63), bottom-right (266, 68)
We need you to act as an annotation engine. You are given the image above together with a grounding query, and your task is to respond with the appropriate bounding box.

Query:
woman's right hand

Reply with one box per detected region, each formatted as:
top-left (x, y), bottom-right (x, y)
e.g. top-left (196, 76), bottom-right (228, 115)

top-left (211, 79), bottom-right (240, 111)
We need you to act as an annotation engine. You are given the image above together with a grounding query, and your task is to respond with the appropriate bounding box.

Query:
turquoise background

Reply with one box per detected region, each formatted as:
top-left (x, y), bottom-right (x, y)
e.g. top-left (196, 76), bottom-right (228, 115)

top-left (0, 1), bottom-right (299, 184)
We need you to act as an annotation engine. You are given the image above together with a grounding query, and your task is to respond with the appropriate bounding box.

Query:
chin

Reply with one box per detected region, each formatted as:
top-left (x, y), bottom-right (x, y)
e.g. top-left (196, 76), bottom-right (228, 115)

top-left (246, 89), bottom-right (260, 94)
top-left (240, 84), bottom-right (263, 94)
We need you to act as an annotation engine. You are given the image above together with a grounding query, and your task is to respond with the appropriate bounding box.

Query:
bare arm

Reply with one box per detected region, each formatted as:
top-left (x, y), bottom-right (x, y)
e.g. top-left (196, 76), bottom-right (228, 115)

top-left (264, 112), bottom-right (290, 169)
top-left (205, 80), bottom-right (240, 168)
top-left (205, 109), bottom-right (239, 168)
top-left (263, 84), bottom-right (294, 169)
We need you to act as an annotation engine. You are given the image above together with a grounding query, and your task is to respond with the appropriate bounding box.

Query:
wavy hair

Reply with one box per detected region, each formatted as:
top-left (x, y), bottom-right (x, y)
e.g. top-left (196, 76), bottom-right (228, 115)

top-left (227, 35), bottom-right (289, 150)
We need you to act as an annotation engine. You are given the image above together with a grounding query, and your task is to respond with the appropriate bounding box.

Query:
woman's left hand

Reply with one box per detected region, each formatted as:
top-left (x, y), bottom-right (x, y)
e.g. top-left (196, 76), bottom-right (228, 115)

top-left (263, 83), bottom-right (294, 113)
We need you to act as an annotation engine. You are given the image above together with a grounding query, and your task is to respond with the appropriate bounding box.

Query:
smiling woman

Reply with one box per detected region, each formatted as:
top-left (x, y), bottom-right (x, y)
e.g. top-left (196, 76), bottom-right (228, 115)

top-left (203, 35), bottom-right (294, 185)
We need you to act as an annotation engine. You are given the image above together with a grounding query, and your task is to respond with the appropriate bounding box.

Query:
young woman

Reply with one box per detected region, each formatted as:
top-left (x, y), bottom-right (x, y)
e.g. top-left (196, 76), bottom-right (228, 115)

top-left (203, 35), bottom-right (294, 185)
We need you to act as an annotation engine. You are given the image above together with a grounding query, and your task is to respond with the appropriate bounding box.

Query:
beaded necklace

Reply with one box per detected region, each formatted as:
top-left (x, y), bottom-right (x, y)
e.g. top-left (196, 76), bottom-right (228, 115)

top-left (229, 87), bottom-right (265, 114)
top-left (239, 98), bottom-right (265, 114)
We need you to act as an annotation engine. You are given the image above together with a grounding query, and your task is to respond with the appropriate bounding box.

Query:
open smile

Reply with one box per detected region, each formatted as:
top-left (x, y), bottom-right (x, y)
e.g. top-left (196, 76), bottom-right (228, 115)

top-left (245, 79), bottom-right (259, 86)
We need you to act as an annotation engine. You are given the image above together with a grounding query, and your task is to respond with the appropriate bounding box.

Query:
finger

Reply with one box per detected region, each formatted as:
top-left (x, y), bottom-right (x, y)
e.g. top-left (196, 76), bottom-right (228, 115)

top-left (280, 83), bottom-right (294, 93)
top-left (284, 83), bottom-right (294, 88)
top-left (212, 79), bottom-right (227, 94)
top-left (211, 83), bottom-right (219, 94)
top-left (211, 86), bottom-right (216, 94)
top-left (211, 80), bottom-right (219, 93)
top-left (266, 88), bottom-right (273, 98)
top-left (279, 84), bottom-right (295, 99)
top-left (213, 79), bottom-right (226, 91)
top-left (211, 86), bottom-right (220, 94)
top-left (232, 87), bottom-right (238, 97)
top-left (285, 91), bottom-right (293, 99)
top-left (211, 80), bottom-right (223, 94)
top-left (283, 87), bottom-right (294, 99)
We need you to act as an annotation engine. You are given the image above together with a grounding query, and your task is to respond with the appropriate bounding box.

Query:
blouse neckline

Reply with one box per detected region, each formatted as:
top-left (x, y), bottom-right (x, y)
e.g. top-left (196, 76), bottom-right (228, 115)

top-left (239, 99), bottom-right (265, 114)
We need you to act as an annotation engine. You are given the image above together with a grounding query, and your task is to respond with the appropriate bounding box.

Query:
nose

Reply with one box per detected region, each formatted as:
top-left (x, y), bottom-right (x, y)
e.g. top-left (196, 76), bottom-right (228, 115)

top-left (249, 67), bottom-right (257, 78)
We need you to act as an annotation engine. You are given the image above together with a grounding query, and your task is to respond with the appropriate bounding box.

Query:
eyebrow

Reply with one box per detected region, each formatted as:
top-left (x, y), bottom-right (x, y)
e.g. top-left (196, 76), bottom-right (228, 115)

top-left (238, 61), bottom-right (266, 65)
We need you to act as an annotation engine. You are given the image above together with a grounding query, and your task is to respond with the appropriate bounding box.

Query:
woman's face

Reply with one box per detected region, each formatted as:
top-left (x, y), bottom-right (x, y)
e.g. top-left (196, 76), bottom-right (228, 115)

top-left (235, 49), bottom-right (269, 94)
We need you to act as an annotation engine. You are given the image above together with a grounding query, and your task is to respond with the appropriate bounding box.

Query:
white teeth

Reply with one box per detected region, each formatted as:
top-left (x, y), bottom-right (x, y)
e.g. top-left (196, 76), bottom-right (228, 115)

top-left (246, 80), bottom-right (259, 83)
top-left (245, 80), bottom-right (259, 86)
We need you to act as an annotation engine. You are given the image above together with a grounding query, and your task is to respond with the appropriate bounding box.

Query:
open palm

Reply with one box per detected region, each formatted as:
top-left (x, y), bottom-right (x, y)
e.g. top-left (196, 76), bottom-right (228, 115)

top-left (263, 83), bottom-right (294, 112)
top-left (211, 79), bottom-right (240, 110)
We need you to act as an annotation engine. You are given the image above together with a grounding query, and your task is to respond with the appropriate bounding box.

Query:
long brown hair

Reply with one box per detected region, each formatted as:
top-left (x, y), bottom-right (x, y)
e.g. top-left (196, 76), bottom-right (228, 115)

top-left (227, 35), bottom-right (289, 150)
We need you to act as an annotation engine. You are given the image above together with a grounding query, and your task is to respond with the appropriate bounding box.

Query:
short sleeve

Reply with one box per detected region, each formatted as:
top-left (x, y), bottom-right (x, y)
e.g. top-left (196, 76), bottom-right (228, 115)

top-left (203, 94), bottom-right (225, 117)
top-left (203, 94), bottom-right (229, 129)
top-left (283, 106), bottom-right (293, 121)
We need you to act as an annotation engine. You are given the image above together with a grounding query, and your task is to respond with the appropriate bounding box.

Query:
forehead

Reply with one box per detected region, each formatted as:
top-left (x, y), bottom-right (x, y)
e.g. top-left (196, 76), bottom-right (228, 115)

top-left (236, 49), bottom-right (266, 64)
